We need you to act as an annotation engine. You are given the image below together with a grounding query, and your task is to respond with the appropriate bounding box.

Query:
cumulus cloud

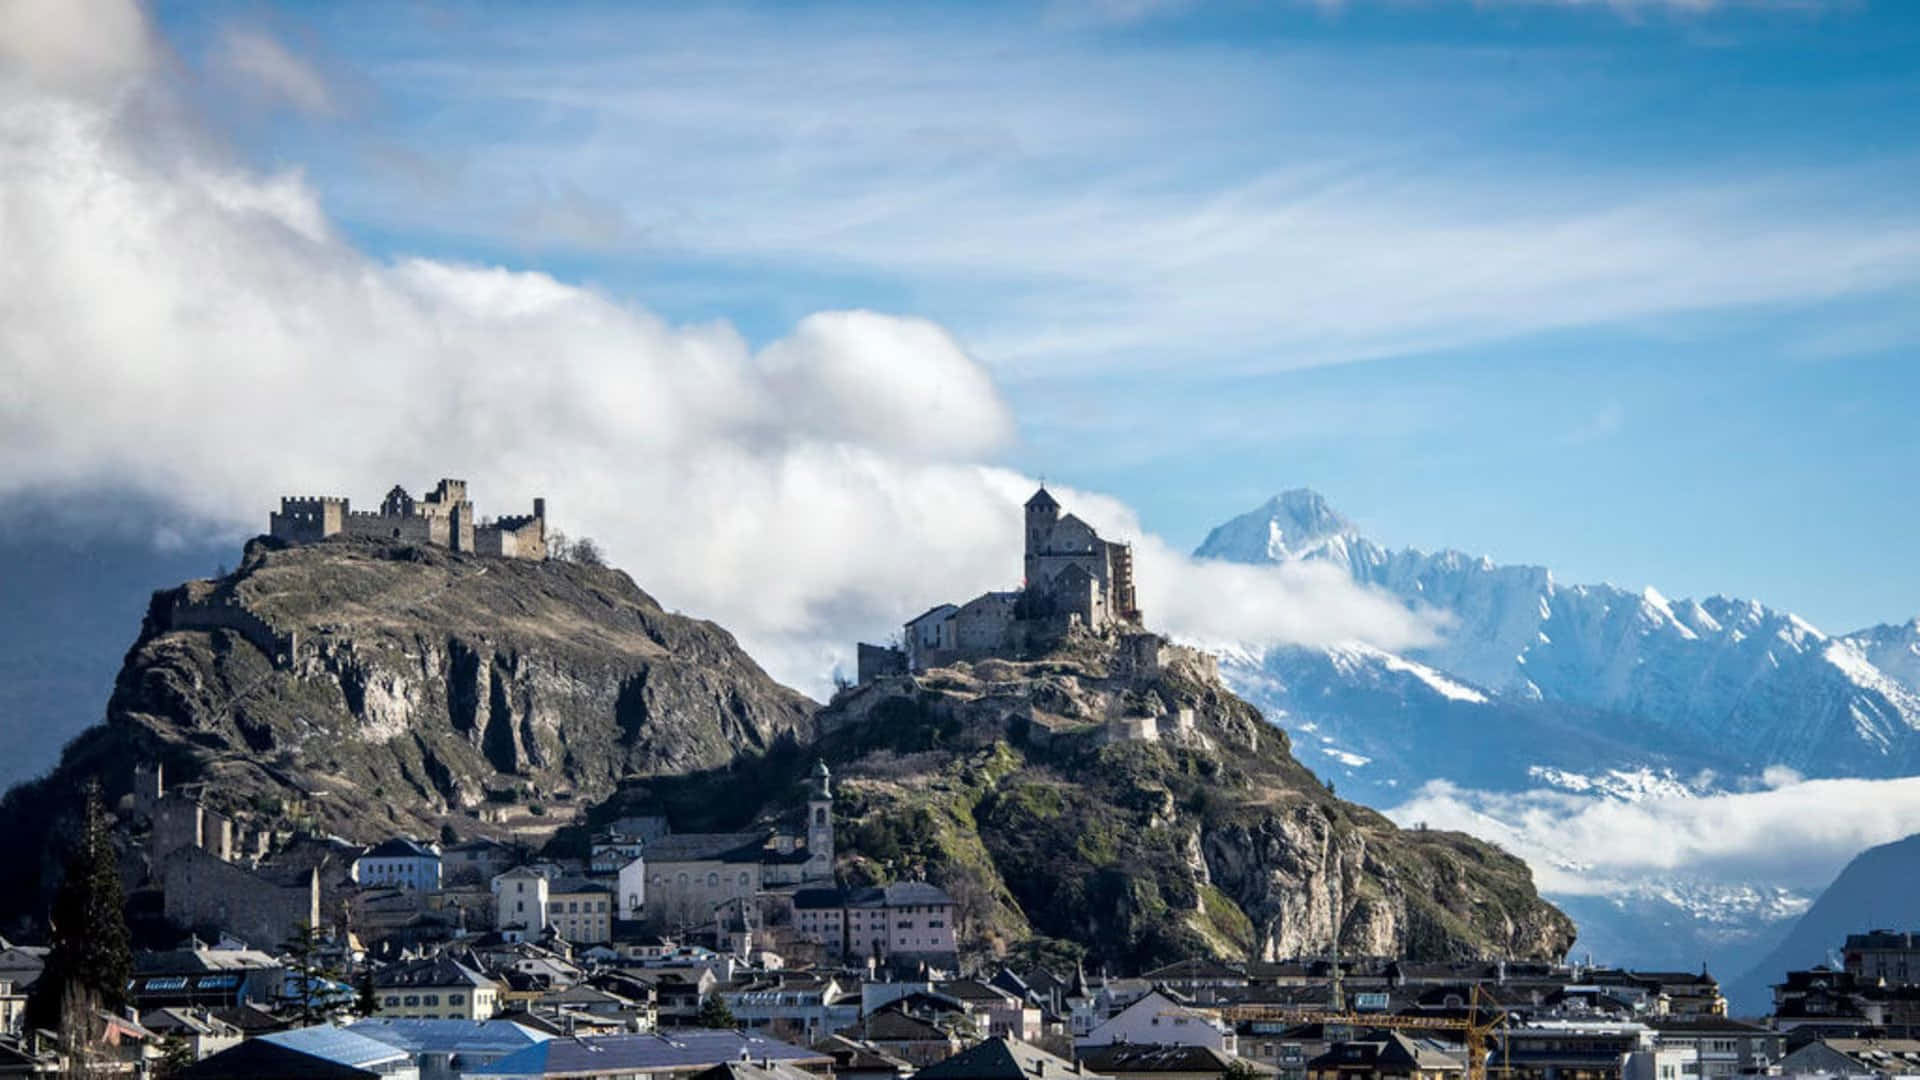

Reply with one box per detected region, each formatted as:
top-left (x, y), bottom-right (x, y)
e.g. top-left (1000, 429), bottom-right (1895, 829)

top-left (1387, 776), bottom-right (1920, 896)
top-left (0, 2), bottom-right (1435, 694)
top-left (0, 0), bottom-right (150, 97)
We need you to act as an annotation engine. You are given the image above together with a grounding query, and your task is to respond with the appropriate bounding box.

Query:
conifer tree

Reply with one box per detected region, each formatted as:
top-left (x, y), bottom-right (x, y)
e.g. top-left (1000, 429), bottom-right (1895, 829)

top-left (696, 992), bottom-right (738, 1029)
top-left (356, 968), bottom-right (380, 1017)
top-left (27, 780), bottom-right (133, 1032)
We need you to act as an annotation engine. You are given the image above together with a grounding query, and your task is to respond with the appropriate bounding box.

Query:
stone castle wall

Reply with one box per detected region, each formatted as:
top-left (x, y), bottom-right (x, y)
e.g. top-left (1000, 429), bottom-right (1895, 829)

top-left (475, 513), bottom-right (545, 559)
top-left (164, 593), bottom-right (298, 667)
top-left (163, 847), bottom-right (319, 950)
top-left (343, 509), bottom-right (445, 547)
top-left (270, 480), bottom-right (543, 560)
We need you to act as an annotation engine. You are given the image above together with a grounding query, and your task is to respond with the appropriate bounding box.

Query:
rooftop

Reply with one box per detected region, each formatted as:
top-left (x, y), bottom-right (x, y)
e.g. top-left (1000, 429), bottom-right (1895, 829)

top-left (917, 1036), bottom-right (1103, 1080)
top-left (346, 1017), bottom-right (552, 1055)
top-left (361, 837), bottom-right (439, 860)
top-left (470, 1030), bottom-right (830, 1078)
top-left (642, 832), bottom-right (772, 864)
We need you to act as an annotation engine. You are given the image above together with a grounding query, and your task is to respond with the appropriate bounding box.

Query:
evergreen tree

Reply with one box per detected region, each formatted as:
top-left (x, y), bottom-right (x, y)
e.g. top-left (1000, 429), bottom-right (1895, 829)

top-left (695, 992), bottom-right (737, 1029)
top-left (281, 922), bottom-right (342, 1025)
top-left (355, 968), bottom-right (380, 1017)
top-left (26, 780), bottom-right (132, 1032)
top-left (152, 1035), bottom-right (196, 1079)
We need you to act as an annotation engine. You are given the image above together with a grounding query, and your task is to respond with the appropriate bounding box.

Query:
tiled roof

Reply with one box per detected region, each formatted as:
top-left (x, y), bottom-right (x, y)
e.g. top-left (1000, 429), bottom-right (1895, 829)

top-left (916, 1036), bottom-right (1101, 1080)
top-left (641, 833), bottom-right (771, 864)
top-left (1077, 1044), bottom-right (1269, 1075)
top-left (371, 954), bottom-right (494, 990)
top-left (794, 882), bottom-right (956, 909)
top-left (361, 837), bottom-right (439, 860)
top-left (470, 1030), bottom-right (830, 1078)
top-left (262, 1025), bottom-right (415, 1068)
top-left (843, 1008), bottom-right (954, 1042)
top-left (346, 1018), bottom-right (551, 1055)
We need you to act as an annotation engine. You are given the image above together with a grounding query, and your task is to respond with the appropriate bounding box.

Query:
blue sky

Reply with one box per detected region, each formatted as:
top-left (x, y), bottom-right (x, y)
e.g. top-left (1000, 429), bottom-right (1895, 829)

top-left (149, 0), bottom-right (1920, 633)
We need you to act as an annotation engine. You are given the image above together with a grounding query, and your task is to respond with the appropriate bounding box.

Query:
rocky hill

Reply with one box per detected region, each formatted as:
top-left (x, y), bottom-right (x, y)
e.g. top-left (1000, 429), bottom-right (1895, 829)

top-left (608, 635), bottom-right (1576, 970)
top-left (0, 536), bottom-right (814, 929)
top-left (0, 535), bottom-right (1573, 970)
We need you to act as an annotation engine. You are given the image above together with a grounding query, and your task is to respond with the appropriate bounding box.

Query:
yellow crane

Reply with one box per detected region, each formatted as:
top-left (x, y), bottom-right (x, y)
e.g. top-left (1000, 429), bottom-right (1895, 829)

top-left (1215, 984), bottom-right (1510, 1080)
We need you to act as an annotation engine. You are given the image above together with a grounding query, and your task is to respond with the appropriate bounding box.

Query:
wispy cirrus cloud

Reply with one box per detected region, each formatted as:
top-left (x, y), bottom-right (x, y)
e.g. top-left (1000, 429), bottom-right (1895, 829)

top-left (274, 6), bottom-right (1920, 382)
top-left (212, 26), bottom-right (336, 116)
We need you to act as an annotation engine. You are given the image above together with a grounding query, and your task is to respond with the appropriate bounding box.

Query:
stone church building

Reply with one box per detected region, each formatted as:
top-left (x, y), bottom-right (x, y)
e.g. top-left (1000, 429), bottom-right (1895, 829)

top-left (859, 486), bottom-right (1142, 679)
top-left (616, 762), bottom-right (837, 930)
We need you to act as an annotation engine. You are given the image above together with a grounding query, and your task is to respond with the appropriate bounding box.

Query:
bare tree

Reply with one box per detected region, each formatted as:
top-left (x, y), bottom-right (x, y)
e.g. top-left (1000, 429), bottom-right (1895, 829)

top-left (570, 536), bottom-right (607, 567)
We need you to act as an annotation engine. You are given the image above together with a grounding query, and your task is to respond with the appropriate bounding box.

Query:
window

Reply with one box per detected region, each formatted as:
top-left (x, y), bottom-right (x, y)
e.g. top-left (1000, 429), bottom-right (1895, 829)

top-left (569, 901), bottom-right (579, 913)
top-left (404, 995), bottom-right (420, 1006)
top-left (423, 994), bottom-right (440, 1006)
top-left (450, 994), bottom-right (465, 1005)
top-left (384, 996), bottom-right (401, 1007)
top-left (707, 872), bottom-right (719, 886)
top-left (815, 808), bottom-right (826, 826)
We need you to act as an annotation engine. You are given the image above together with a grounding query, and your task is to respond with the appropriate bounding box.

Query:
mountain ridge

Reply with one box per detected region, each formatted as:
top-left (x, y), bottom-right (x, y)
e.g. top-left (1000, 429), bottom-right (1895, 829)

top-left (1198, 489), bottom-right (1920, 780)
top-left (1724, 833), bottom-right (1920, 1016)
top-left (1194, 488), bottom-right (1920, 981)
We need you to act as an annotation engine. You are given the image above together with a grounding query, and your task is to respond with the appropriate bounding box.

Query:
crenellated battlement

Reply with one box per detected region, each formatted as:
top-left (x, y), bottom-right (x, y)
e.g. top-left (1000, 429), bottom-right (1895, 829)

top-left (270, 476), bottom-right (547, 560)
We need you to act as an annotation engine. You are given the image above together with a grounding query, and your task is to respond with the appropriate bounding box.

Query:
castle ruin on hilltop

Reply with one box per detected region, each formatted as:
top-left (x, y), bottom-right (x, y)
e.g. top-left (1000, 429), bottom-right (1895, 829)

top-left (856, 485), bottom-right (1148, 681)
top-left (270, 477), bottom-right (547, 559)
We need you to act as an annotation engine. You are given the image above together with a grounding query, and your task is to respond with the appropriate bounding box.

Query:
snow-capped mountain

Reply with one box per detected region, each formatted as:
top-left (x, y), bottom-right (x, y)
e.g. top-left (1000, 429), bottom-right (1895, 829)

top-left (1197, 490), bottom-right (1920, 977)
top-left (1199, 490), bottom-right (1920, 787)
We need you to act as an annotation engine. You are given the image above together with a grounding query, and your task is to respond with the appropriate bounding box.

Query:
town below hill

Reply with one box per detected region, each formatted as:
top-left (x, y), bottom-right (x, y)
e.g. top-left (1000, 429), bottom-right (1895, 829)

top-left (6, 919), bottom-right (1920, 1080)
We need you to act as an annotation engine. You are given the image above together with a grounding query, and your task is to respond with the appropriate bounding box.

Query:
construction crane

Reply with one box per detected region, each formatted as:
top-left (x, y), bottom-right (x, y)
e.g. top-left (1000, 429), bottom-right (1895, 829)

top-left (1215, 983), bottom-right (1510, 1080)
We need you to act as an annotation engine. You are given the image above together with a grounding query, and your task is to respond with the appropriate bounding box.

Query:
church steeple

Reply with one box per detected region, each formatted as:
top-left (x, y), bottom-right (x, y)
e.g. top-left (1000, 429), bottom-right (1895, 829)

top-left (806, 761), bottom-right (834, 881)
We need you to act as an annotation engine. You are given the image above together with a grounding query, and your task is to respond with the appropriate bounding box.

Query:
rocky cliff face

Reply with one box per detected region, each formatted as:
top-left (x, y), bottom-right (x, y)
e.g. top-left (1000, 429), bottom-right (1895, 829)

top-left (0, 536), bottom-right (814, 929)
top-left (790, 635), bottom-right (1575, 969)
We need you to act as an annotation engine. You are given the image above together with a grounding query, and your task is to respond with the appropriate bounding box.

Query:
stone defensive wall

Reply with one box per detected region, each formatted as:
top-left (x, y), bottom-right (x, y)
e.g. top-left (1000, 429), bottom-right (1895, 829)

top-left (162, 590), bottom-right (299, 668)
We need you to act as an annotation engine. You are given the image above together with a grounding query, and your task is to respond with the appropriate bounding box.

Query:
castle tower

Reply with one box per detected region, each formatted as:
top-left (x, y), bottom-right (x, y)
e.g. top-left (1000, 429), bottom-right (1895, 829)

top-left (1024, 486), bottom-right (1060, 583)
top-left (806, 760), bottom-right (834, 881)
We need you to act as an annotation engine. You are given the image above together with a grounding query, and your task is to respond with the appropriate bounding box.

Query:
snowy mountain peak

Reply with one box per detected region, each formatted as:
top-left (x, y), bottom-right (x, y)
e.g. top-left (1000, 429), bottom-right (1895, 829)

top-left (1195, 488), bottom-right (1361, 564)
top-left (1201, 489), bottom-right (1920, 778)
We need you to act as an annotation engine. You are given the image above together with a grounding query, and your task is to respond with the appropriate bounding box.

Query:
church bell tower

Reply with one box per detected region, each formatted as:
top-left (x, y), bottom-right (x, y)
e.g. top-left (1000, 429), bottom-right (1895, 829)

top-left (806, 760), bottom-right (834, 881)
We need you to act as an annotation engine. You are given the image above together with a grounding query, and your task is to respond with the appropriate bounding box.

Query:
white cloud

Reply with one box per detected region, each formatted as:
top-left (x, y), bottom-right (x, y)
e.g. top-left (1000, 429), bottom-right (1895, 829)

top-left (0, 0), bottom-right (150, 97)
top-left (308, 8), bottom-right (1920, 381)
top-left (211, 26), bottom-right (335, 116)
top-left (1387, 775), bottom-right (1920, 896)
top-left (0, 2), bottom-right (1435, 695)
